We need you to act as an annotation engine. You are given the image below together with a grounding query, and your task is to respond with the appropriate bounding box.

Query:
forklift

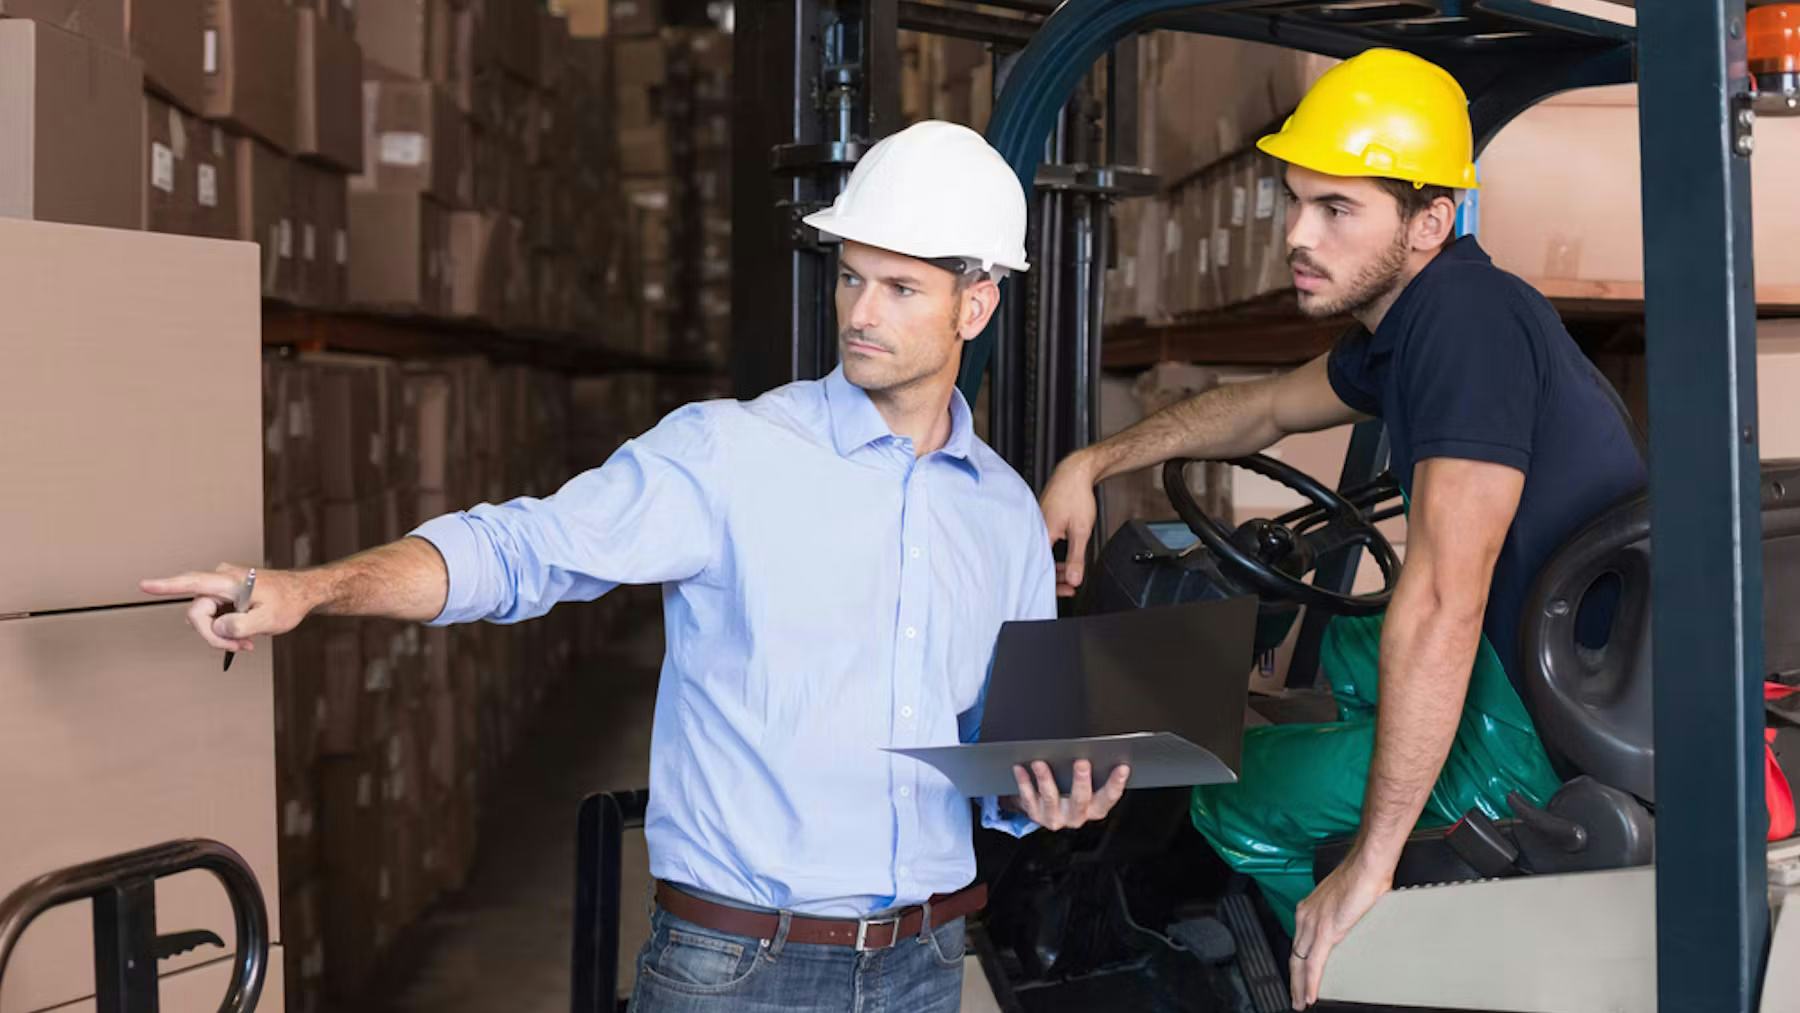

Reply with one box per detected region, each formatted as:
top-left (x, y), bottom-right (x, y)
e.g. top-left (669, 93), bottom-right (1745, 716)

top-left (4, 2), bottom-right (1796, 1013)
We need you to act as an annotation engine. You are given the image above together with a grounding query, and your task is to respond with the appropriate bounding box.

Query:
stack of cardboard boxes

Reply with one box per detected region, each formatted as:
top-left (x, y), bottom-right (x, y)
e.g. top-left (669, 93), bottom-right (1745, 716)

top-left (0, 218), bottom-right (283, 1009)
top-left (899, 31), bottom-right (995, 132)
top-left (1105, 34), bottom-right (1336, 326)
top-left (262, 347), bottom-right (602, 1007)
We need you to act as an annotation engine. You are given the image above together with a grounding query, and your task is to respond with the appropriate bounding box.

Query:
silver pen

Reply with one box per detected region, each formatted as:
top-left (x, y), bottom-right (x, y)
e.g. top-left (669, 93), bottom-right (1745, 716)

top-left (222, 568), bottom-right (256, 672)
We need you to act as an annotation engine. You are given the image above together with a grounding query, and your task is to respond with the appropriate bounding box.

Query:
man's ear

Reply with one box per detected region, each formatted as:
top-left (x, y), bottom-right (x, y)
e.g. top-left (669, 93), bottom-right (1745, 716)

top-left (1413, 195), bottom-right (1458, 252)
top-left (959, 278), bottom-right (1002, 340)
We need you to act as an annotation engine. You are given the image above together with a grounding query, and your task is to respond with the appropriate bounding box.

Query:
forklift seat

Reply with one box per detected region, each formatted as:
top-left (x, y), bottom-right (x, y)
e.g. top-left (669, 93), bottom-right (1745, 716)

top-left (1319, 460), bottom-right (1800, 886)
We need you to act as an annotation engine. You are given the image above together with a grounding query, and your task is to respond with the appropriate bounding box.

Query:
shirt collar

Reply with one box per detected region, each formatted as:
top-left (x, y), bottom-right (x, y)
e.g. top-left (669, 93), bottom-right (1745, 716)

top-left (823, 366), bottom-right (982, 478)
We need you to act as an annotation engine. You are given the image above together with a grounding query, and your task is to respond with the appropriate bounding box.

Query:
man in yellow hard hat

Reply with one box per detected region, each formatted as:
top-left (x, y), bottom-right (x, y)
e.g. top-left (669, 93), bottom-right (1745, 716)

top-left (1039, 48), bottom-right (1646, 1007)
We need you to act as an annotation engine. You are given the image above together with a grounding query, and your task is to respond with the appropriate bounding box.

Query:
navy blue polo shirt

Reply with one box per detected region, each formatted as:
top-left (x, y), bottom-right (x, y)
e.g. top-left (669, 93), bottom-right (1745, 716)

top-left (1327, 236), bottom-right (1646, 703)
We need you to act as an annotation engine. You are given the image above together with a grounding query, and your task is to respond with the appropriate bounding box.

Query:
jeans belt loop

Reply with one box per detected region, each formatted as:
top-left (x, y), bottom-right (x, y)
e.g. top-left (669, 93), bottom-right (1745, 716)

top-left (768, 908), bottom-right (794, 959)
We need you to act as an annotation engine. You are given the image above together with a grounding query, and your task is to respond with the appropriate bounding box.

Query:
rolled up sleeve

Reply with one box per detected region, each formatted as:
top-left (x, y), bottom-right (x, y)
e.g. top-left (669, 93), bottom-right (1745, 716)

top-left (411, 403), bottom-right (724, 626)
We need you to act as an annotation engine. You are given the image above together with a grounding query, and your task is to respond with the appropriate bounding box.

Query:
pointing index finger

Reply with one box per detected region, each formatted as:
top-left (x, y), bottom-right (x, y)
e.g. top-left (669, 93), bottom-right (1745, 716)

top-left (141, 571), bottom-right (241, 601)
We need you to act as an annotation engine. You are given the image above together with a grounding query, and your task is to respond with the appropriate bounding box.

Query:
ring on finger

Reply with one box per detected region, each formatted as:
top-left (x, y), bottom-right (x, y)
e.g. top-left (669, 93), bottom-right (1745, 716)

top-left (1293, 949), bottom-right (1309, 960)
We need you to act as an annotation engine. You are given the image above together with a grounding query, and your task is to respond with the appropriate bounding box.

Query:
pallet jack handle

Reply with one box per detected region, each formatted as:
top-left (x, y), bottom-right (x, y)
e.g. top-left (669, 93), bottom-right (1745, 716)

top-left (0, 839), bottom-right (269, 1013)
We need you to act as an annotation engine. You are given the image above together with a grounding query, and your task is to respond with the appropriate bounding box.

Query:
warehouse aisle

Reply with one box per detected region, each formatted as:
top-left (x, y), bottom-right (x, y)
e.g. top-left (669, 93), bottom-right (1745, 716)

top-left (367, 618), bottom-right (665, 1013)
top-left (363, 611), bottom-right (1001, 1013)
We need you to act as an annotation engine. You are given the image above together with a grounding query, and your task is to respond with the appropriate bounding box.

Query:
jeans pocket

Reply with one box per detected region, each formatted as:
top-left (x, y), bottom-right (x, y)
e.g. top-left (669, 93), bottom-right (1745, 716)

top-left (643, 922), bottom-right (765, 995)
top-left (924, 917), bottom-right (968, 968)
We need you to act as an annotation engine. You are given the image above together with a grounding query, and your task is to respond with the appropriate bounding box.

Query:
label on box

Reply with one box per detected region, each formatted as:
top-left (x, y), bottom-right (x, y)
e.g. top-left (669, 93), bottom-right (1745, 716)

top-left (1197, 237), bottom-right (1210, 275)
top-left (336, 228), bottom-right (348, 266)
top-left (295, 532), bottom-right (314, 569)
top-left (265, 420), bottom-right (281, 455)
top-left (284, 800), bottom-right (303, 837)
top-left (357, 773), bottom-right (373, 808)
top-left (304, 224), bottom-right (317, 262)
top-left (204, 29), bottom-right (218, 74)
top-left (1164, 218), bottom-right (1180, 257)
top-left (380, 132), bottom-right (428, 168)
top-left (288, 402), bottom-right (305, 437)
top-left (1231, 185), bottom-right (1248, 228)
top-left (1214, 227), bottom-right (1231, 268)
top-left (279, 220), bottom-right (294, 259)
top-left (1122, 255), bottom-right (1136, 290)
top-left (1255, 177), bottom-right (1277, 220)
top-left (151, 143), bottom-right (176, 193)
top-left (366, 659), bottom-right (391, 692)
top-left (169, 109), bottom-right (188, 160)
top-left (198, 164), bottom-right (219, 207)
top-left (212, 126), bottom-right (225, 158)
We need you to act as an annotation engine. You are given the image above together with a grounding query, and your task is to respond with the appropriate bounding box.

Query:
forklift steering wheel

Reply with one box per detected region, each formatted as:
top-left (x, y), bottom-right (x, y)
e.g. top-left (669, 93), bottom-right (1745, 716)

top-left (1162, 455), bottom-right (1401, 616)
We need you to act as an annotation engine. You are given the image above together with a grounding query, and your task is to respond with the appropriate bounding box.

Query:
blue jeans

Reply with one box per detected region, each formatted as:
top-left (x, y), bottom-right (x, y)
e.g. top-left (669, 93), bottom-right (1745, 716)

top-left (627, 905), bottom-right (966, 1013)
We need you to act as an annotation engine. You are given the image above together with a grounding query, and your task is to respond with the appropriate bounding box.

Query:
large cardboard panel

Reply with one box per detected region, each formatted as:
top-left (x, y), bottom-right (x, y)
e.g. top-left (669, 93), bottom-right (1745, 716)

top-left (608, 0), bottom-right (658, 36)
top-left (1478, 98), bottom-right (1800, 293)
top-left (128, 0), bottom-right (205, 113)
top-left (296, 8), bottom-right (364, 173)
top-left (203, 0), bottom-right (299, 152)
top-left (0, 606), bottom-right (279, 1013)
top-left (0, 0), bottom-right (123, 48)
top-left (40, 948), bottom-right (286, 1013)
top-left (0, 19), bottom-right (143, 230)
top-left (0, 219), bottom-right (260, 615)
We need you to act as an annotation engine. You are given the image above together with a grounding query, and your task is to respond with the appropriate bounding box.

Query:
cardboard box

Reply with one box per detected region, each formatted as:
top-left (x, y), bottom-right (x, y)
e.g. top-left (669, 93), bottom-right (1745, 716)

top-left (311, 361), bottom-right (385, 497)
top-left (318, 753), bottom-right (395, 1000)
top-left (430, 0), bottom-right (470, 111)
top-left (323, 496), bottom-right (386, 561)
top-left (499, 0), bottom-right (540, 83)
top-left (1246, 154), bottom-right (1289, 300)
top-left (127, 0), bottom-right (205, 112)
top-left (1477, 96), bottom-right (1800, 294)
top-left (0, 606), bottom-right (279, 1013)
top-left (357, 0), bottom-right (431, 79)
top-left (0, 19), bottom-right (143, 230)
top-left (619, 123), bottom-right (668, 175)
top-left (0, 218), bottom-right (260, 616)
top-left (0, 0), bottom-right (123, 49)
top-left (144, 92), bottom-right (238, 239)
top-left (539, 7), bottom-right (568, 91)
top-left (353, 79), bottom-right (473, 208)
top-left (347, 191), bottom-right (451, 314)
top-left (557, 0), bottom-right (606, 38)
top-left (234, 134), bottom-right (296, 299)
top-left (281, 882), bottom-right (327, 1013)
top-left (204, 0), bottom-right (299, 152)
top-left (608, 0), bottom-right (657, 36)
top-left (448, 210), bottom-right (521, 323)
top-left (296, 8), bottom-right (363, 172)
top-left (292, 161), bottom-right (348, 307)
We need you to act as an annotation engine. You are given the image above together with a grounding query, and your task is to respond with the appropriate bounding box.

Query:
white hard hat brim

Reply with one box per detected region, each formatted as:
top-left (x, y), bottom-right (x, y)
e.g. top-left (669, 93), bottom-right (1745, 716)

top-left (803, 207), bottom-right (1032, 275)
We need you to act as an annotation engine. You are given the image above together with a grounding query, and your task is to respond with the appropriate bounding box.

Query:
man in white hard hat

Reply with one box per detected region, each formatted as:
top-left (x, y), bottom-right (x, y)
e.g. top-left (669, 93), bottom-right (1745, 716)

top-left (140, 120), bottom-right (1130, 1012)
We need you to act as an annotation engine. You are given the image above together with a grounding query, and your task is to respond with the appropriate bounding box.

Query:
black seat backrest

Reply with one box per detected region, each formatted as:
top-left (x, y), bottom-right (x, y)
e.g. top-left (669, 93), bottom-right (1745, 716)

top-left (1518, 461), bottom-right (1800, 803)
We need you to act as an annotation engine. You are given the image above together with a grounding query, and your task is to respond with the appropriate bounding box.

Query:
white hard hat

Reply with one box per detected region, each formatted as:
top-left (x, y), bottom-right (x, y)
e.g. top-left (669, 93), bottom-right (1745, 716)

top-left (803, 120), bottom-right (1031, 274)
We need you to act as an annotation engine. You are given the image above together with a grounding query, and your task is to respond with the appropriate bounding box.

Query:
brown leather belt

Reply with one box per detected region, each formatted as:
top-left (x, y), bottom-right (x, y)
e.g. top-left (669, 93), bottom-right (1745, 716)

top-left (654, 880), bottom-right (988, 951)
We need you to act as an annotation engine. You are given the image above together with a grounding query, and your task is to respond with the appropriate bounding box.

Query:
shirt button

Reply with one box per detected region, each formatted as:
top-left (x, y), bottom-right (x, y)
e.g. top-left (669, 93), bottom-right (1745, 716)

top-left (910, 547), bottom-right (921, 559)
top-left (901, 705), bottom-right (914, 719)
top-left (899, 786), bottom-right (912, 798)
top-left (905, 626), bottom-right (917, 639)
top-left (899, 866), bottom-right (911, 878)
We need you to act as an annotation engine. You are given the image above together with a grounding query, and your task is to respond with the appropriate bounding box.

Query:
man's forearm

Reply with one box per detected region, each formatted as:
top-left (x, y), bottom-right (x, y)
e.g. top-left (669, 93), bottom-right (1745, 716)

top-left (1079, 380), bottom-right (1282, 483)
top-left (301, 536), bottom-right (450, 623)
top-left (1352, 582), bottom-right (1486, 872)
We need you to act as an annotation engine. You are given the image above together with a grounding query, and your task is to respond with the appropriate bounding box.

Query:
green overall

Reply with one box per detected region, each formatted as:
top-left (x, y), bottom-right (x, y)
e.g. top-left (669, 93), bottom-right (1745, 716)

top-left (1188, 611), bottom-right (1563, 934)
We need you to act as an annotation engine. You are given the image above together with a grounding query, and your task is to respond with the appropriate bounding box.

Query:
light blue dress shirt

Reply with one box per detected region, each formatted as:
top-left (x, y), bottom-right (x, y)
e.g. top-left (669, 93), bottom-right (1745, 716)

top-left (412, 366), bottom-right (1056, 917)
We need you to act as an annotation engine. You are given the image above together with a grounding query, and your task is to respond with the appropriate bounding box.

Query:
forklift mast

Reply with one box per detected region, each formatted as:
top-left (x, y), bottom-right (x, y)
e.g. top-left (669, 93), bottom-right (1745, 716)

top-left (733, 1), bottom-right (1778, 1009)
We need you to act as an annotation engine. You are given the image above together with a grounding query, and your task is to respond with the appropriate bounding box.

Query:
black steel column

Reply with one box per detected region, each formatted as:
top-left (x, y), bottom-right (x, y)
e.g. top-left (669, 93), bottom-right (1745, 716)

top-left (1638, 2), bottom-right (1768, 1010)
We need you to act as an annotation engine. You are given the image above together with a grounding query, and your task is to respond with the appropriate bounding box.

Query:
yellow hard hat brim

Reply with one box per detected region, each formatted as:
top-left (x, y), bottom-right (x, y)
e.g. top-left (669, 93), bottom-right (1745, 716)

top-left (1257, 128), bottom-right (1479, 191)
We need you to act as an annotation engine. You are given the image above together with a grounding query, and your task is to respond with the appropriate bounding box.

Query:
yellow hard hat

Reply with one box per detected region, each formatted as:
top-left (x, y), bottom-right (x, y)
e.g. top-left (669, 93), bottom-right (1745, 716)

top-left (1257, 48), bottom-right (1479, 191)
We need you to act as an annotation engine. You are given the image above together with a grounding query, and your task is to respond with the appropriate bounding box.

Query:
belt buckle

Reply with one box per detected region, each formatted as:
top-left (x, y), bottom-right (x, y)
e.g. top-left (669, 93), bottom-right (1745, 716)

top-left (854, 915), bottom-right (901, 952)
